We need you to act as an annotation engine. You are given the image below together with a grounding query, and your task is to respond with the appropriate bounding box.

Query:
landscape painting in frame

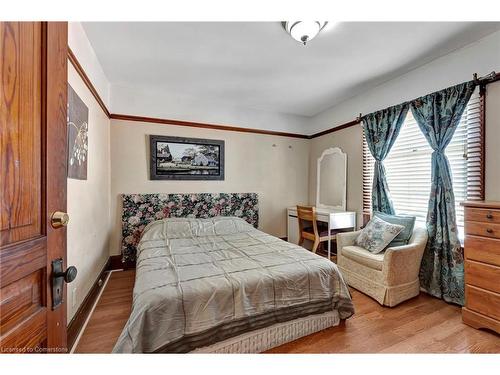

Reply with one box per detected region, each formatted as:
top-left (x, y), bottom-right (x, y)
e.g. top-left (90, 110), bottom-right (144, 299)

top-left (150, 135), bottom-right (225, 180)
top-left (67, 84), bottom-right (89, 180)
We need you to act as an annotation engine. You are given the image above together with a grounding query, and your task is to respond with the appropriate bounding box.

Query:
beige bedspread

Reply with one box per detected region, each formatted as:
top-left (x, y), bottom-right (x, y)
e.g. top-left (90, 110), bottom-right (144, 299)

top-left (113, 217), bottom-right (354, 353)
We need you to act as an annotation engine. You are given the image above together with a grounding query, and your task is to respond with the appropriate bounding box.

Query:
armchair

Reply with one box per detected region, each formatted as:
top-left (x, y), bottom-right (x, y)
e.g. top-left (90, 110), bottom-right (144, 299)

top-left (336, 227), bottom-right (428, 307)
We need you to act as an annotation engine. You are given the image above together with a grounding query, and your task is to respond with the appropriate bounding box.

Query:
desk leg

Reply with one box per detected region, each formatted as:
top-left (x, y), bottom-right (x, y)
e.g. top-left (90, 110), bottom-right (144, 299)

top-left (328, 219), bottom-right (331, 261)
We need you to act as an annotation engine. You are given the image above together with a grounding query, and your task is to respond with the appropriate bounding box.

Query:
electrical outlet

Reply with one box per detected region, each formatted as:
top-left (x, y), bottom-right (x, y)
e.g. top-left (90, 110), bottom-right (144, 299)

top-left (72, 288), bottom-right (77, 308)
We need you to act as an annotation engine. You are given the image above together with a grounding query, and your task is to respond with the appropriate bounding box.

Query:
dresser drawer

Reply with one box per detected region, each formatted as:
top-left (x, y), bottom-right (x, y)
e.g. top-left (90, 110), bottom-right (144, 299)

top-left (465, 221), bottom-right (500, 239)
top-left (465, 260), bottom-right (500, 294)
top-left (464, 235), bottom-right (500, 267)
top-left (465, 285), bottom-right (500, 321)
top-left (462, 308), bottom-right (500, 334)
top-left (465, 208), bottom-right (500, 224)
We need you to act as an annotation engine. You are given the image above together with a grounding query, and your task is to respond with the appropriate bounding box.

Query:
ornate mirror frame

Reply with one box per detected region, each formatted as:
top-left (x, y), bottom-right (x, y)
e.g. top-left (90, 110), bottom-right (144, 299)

top-left (316, 147), bottom-right (347, 211)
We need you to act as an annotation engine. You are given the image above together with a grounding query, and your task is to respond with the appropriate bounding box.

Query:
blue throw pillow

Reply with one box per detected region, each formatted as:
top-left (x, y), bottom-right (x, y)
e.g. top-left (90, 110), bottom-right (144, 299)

top-left (355, 216), bottom-right (405, 254)
top-left (373, 211), bottom-right (416, 248)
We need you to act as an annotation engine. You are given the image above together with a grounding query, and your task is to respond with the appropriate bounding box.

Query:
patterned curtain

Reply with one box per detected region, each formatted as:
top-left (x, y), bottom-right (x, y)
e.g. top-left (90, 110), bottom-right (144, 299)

top-left (410, 81), bottom-right (476, 305)
top-left (362, 103), bottom-right (409, 214)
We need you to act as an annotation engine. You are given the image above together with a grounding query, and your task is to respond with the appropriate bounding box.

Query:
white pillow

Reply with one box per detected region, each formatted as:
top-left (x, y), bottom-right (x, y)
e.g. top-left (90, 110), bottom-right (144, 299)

top-left (355, 216), bottom-right (405, 254)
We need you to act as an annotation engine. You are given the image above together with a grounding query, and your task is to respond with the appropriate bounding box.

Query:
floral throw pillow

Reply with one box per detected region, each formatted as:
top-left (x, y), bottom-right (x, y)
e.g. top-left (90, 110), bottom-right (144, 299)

top-left (355, 216), bottom-right (405, 254)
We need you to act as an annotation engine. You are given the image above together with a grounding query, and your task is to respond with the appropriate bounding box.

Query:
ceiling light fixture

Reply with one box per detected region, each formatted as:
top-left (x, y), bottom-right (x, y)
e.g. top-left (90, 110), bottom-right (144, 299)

top-left (282, 21), bottom-right (328, 46)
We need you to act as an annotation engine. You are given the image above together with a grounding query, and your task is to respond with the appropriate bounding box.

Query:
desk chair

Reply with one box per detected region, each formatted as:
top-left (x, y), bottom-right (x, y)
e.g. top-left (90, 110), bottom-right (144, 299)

top-left (296, 205), bottom-right (334, 253)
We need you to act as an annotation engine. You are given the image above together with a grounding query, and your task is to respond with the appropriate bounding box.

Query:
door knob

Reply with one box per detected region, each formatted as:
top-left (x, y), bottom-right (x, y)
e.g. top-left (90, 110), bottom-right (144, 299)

top-left (54, 266), bottom-right (78, 283)
top-left (51, 211), bottom-right (69, 228)
top-left (51, 259), bottom-right (77, 309)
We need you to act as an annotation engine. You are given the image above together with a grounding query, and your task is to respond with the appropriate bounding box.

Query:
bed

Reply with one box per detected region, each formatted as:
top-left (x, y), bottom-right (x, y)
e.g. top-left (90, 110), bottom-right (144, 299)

top-left (113, 194), bottom-right (354, 353)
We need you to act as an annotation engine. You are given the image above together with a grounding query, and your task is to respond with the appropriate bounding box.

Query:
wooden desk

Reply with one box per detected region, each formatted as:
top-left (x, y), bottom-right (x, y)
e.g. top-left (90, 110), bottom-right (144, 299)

top-left (287, 206), bottom-right (356, 260)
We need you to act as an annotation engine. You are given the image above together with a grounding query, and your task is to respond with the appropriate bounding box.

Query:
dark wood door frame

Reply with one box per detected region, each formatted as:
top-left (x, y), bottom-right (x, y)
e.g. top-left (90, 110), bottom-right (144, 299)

top-left (45, 21), bottom-right (69, 350)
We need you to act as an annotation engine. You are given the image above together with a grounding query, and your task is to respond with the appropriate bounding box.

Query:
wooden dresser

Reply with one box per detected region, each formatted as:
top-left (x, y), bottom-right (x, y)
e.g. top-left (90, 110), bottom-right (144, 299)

top-left (461, 201), bottom-right (500, 334)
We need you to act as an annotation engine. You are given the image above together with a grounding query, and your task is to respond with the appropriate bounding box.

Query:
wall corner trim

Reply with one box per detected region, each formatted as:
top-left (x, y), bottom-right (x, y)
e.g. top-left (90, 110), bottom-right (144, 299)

top-left (309, 119), bottom-right (361, 139)
top-left (110, 113), bottom-right (309, 139)
top-left (68, 47), bottom-right (110, 118)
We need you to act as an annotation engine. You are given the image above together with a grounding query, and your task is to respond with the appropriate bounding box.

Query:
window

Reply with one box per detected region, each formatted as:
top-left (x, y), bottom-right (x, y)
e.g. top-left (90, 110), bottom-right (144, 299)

top-left (362, 88), bottom-right (483, 239)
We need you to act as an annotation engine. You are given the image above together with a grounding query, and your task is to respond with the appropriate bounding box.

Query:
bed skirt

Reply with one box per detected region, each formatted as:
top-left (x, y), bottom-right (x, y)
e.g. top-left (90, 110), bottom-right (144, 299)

top-left (191, 310), bottom-right (340, 354)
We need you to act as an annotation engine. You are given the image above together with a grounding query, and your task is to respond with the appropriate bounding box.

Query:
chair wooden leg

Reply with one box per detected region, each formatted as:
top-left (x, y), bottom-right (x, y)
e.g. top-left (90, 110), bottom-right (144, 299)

top-left (312, 239), bottom-right (320, 253)
top-left (298, 236), bottom-right (304, 247)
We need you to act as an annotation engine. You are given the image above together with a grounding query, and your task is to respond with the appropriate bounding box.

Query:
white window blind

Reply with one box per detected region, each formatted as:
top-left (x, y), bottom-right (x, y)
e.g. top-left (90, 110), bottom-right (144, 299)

top-left (362, 88), bottom-right (482, 238)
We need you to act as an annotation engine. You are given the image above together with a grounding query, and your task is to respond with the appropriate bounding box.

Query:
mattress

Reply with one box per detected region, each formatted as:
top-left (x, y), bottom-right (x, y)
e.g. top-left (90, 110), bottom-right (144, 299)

top-left (113, 217), bottom-right (354, 353)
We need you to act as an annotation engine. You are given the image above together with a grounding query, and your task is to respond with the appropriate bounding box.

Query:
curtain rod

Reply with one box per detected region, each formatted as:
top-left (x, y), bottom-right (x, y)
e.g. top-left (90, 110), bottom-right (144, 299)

top-left (353, 71), bottom-right (497, 126)
top-left (473, 71), bottom-right (497, 85)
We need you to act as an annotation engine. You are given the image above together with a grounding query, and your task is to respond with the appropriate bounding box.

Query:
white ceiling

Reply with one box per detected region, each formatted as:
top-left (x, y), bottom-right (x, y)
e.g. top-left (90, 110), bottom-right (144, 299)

top-left (82, 22), bottom-right (500, 117)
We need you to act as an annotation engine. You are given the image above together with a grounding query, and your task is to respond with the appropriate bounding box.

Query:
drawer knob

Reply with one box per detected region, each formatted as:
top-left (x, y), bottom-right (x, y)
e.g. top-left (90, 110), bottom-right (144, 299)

top-left (486, 228), bottom-right (493, 233)
top-left (486, 213), bottom-right (493, 219)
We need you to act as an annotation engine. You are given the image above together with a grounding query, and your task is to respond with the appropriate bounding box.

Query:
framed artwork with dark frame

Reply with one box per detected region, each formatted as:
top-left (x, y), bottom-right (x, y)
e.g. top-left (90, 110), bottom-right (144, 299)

top-left (149, 135), bottom-right (225, 180)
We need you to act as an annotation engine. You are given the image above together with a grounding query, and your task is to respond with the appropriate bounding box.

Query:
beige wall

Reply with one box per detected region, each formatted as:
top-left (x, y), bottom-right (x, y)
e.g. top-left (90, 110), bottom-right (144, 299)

top-left (308, 125), bottom-right (364, 227)
top-left (109, 120), bottom-right (310, 256)
top-left (67, 63), bottom-right (111, 322)
top-left (485, 80), bottom-right (500, 201)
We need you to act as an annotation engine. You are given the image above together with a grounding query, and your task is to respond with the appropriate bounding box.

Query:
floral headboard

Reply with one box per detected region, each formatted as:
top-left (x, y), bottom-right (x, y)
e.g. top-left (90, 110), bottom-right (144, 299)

top-left (121, 193), bottom-right (259, 262)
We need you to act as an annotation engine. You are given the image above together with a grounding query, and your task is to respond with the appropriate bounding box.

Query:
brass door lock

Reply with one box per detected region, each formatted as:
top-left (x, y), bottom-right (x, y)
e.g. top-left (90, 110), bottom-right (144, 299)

top-left (51, 211), bottom-right (69, 228)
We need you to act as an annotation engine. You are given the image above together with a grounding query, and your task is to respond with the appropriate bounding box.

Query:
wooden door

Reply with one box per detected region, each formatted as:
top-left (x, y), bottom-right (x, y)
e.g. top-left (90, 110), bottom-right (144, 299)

top-left (1, 22), bottom-right (68, 353)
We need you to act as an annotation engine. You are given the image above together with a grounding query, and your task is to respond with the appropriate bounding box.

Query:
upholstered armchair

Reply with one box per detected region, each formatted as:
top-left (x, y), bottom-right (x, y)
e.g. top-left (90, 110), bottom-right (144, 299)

top-left (336, 227), bottom-right (428, 307)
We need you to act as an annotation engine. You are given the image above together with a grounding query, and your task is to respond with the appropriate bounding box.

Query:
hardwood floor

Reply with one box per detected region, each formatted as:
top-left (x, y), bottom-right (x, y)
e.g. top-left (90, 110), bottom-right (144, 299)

top-left (74, 270), bottom-right (136, 353)
top-left (268, 291), bottom-right (500, 353)
top-left (74, 270), bottom-right (499, 353)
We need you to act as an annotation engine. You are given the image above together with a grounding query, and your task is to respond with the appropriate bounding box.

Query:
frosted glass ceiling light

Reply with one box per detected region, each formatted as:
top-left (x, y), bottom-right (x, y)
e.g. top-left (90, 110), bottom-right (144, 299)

top-left (282, 21), bottom-right (328, 45)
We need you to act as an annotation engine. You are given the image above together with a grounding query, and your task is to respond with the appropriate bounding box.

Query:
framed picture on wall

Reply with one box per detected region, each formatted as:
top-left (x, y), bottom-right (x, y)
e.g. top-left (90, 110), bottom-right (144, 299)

top-left (149, 135), bottom-right (225, 180)
top-left (67, 84), bottom-right (89, 180)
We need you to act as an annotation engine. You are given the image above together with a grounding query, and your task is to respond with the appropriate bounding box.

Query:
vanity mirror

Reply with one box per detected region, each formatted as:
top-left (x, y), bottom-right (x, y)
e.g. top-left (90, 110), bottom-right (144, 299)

top-left (316, 147), bottom-right (347, 211)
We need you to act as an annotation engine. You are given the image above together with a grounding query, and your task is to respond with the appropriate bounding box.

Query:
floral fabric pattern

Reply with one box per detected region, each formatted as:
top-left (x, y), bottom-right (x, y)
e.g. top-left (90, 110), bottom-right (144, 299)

top-left (362, 103), bottom-right (409, 214)
top-left (410, 80), bottom-right (476, 305)
top-left (355, 216), bottom-right (404, 254)
top-left (121, 193), bottom-right (259, 262)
